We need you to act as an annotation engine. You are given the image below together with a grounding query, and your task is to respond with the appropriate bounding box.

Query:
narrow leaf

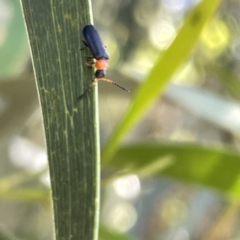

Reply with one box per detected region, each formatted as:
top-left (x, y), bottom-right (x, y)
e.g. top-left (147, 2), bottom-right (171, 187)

top-left (99, 224), bottom-right (139, 240)
top-left (102, 0), bottom-right (221, 163)
top-left (20, 1), bottom-right (100, 239)
top-left (109, 143), bottom-right (240, 197)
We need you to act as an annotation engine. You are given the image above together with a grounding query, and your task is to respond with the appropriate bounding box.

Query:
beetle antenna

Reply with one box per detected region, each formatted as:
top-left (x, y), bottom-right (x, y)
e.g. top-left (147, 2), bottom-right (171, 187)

top-left (101, 78), bottom-right (130, 92)
top-left (77, 78), bottom-right (99, 100)
top-left (77, 77), bottom-right (130, 100)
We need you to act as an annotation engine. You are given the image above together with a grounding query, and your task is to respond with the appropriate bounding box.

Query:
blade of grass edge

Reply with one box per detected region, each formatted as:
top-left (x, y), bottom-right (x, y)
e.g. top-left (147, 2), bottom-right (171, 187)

top-left (102, 0), bottom-right (221, 164)
top-left (20, 1), bottom-right (100, 240)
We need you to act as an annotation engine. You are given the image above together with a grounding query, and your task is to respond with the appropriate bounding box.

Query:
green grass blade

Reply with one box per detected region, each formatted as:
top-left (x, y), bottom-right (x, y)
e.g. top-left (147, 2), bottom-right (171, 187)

top-left (109, 143), bottom-right (240, 197)
top-left (99, 224), bottom-right (139, 240)
top-left (0, 188), bottom-right (49, 201)
top-left (20, 1), bottom-right (100, 239)
top-left (102, 0), bottom-right (221, 164)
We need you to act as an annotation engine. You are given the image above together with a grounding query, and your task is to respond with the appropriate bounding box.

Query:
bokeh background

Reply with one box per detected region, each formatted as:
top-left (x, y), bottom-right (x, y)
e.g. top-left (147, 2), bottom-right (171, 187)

top-left (1, 0), bottom-right (240, 239)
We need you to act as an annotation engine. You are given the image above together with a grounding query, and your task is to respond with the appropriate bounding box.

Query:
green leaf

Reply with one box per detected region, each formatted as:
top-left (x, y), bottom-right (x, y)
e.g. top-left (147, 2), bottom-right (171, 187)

top-left (0, 188), bottom-right (49, 201)
top-left (109, 143), bottom-right (240, 197)
top-left (20, 1), bottom-right (100, 240)
top-left (99, 224), bottom-right (139, 240)
top-left (102, 0), bottom-right (221, 164)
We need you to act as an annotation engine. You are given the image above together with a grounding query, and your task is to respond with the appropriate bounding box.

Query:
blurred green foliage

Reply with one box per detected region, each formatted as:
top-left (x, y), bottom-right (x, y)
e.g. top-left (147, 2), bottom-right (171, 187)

top-left (1, 0), bottom-right (240, 239)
